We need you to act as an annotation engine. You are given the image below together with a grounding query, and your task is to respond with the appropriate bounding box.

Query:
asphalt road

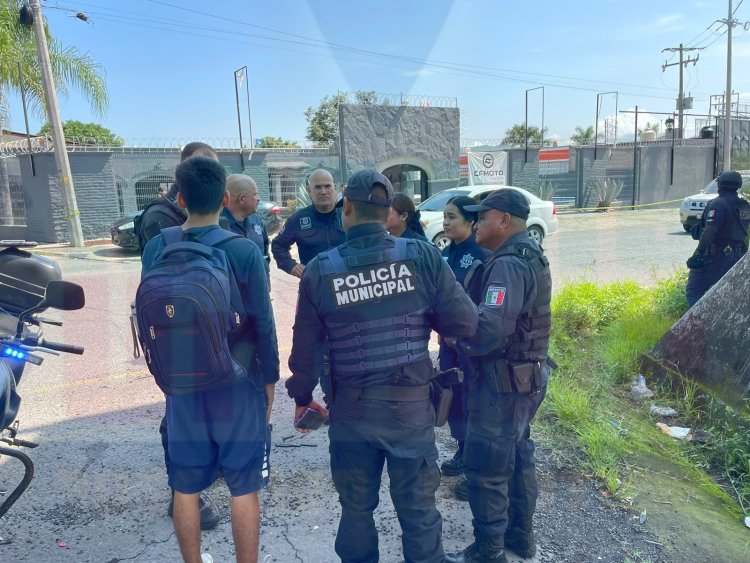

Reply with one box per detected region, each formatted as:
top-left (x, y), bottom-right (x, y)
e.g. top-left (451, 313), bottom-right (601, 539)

top-left (0, 209), bottom-right (692, 562)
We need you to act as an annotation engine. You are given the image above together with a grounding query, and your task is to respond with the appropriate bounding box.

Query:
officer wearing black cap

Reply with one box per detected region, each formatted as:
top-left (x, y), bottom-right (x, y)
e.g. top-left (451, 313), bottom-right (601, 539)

top-left (286, 170), bottom-right (479, 563)
top-left (686, 170), bottom-right (750, 307)
top-left (446, 188), bottom-right (552, 563)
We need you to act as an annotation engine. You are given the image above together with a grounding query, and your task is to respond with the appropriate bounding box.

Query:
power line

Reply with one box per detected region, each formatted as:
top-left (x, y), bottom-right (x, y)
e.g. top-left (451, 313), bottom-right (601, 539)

top-left (46, 0), bottom-right (713, 103)
top-left (50, 0), bottom-right (705, 100)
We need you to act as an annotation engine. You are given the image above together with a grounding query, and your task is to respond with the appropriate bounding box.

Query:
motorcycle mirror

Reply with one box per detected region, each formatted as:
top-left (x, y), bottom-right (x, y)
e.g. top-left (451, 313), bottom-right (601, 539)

top-left (42, 281), bottom-right (85, 311)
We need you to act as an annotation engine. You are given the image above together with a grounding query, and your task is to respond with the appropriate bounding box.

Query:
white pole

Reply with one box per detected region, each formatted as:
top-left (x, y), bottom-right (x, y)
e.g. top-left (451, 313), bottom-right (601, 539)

top-left (29, 0), bottom-right (84, 246)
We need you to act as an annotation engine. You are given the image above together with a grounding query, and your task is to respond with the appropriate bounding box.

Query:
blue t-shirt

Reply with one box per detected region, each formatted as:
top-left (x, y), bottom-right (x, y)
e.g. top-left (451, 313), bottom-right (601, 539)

top-left (141, 224), bottom-right (280, 385)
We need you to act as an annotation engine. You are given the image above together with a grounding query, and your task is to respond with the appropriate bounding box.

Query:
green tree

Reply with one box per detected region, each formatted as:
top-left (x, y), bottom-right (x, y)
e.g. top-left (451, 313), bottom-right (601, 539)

top-left (571, 125), bottom-right (595, 145)
top-left (502, 123), bottom-right (548, 147)
top-left (0, 0), bottom-right (109, 223)
top-left (255, 136), bottom-right (299, 148)
top-left (304, 90), bottom-right (381, 147)
top-left (37, 120), bottom-right (122, 146)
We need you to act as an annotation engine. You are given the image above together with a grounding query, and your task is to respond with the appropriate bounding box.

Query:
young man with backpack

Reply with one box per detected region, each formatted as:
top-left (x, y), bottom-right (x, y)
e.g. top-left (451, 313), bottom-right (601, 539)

top-left (139, 156), bottom-right (279, 563)
top-left (136, 142), bottom-right (223, 528)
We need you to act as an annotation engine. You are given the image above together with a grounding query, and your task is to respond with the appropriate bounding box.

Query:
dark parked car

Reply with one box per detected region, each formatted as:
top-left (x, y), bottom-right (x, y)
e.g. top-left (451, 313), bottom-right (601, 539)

top-left (110, 201), bottom-right (282, 252)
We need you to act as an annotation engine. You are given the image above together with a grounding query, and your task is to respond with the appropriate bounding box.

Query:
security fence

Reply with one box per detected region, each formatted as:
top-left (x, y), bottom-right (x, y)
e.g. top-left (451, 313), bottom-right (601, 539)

top-left (463, 139), bottom-right (716, 210)
top-left (0, 137), bottom-right (720, 242)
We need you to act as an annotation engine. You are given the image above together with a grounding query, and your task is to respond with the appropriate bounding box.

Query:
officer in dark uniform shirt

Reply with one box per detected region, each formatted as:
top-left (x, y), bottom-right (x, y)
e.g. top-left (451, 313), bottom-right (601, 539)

top-left (222, 174), bottom-right (270, 285)
top-left (136, 142), bottom-right (218, 253)
top-left (386, 192), bottom-right (429, 241)
top-left (271, 168), bottom-right (346, 278)
top-left (686, 170), bottom-right (750, 307)
top-left (286, 170), bottom-right (478, 563)
top-left (438, 196), bottom-right (491, 492)
top-left (447, 189), bottom-right (552, 563)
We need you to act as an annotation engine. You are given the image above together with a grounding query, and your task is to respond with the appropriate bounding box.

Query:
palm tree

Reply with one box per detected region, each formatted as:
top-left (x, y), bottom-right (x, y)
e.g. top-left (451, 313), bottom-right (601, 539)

top-left (502, 123), bottom-right (547, 147)
top-left (0, 0), bottom-right (109, 223)
top-left (571, 125), bottom-right (595, 146)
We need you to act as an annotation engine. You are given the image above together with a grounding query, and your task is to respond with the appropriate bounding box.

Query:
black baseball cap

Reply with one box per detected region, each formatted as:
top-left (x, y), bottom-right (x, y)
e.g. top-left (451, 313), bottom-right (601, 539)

top-left (343, 170), bottom-right (394, 207)
top-left (464, 188), bottom-right (530, 220)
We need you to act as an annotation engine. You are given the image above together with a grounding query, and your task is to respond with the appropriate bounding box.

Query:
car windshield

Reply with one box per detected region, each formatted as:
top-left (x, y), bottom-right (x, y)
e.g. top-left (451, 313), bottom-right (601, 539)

top-left (703, 180), bottom-right (718, 194)
top-left (418, 190), bottom-right (470, 211)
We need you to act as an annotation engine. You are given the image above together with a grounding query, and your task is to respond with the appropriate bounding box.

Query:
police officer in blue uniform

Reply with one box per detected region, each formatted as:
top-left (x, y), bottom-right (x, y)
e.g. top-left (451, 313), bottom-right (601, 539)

top-left (686, 170), bottom-right (750, 307)
top-left (438, 196), bottom-right (490, 491)
top-left (271, 168), bottom-right (345, 278)
top-left (286, 170), bottom-right (478, 563)
top-left (447, 189), bottom-right (552, 563)
top-left (386, 192), bottom-right (429, 242)
top-left (222, 174), bottom-right (270, 285)
top-left (272, 168), bottom-right (345, 405)
top-left (136, 142), bottom-right (217, 254)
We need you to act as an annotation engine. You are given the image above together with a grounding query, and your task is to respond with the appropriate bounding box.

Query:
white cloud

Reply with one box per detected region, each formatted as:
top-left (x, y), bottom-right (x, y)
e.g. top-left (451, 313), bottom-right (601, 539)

top-left (401, 68), bottom-right (437, 78)
top-left (635, 13), bottom-right (685, 34)
top-left (601, 108), bottom-right (664, 139)
top-left (733, 42), bottom-right (750, 58)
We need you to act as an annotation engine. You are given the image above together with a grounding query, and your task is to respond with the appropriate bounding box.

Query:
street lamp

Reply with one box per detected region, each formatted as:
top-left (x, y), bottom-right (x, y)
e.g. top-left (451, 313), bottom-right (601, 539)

top-left (234, 66), bottom-right (253, 170)
top-left (525, 86), bottom-right (544, 163)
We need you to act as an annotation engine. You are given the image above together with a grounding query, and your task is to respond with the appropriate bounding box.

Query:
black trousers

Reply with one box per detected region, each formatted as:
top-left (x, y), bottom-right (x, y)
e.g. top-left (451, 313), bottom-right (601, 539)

top-left (328, 395), bottom-right (443, 563)
top-left (685, 251), bottom-right (743, 306)
top-left (463, 378), bottom-right (546, 551)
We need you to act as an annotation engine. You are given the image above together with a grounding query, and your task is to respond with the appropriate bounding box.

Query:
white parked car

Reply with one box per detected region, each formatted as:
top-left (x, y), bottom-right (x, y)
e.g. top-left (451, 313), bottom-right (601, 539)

top-left (680, 173), bottom-right (750, 232)
top-left (418, 185), bottom-right (558, 249)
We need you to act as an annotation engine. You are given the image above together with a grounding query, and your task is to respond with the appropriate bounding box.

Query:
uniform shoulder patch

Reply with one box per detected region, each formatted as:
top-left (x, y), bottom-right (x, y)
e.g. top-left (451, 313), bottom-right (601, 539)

top-left (484, 285), bottom-right (506, 306)
top-left (706, 209), bottom-right (717, 222)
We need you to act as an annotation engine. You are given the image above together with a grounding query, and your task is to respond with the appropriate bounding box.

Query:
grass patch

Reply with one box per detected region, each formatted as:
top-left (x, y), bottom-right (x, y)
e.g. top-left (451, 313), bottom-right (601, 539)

top-left (542, 271), bottom-right (750, 514)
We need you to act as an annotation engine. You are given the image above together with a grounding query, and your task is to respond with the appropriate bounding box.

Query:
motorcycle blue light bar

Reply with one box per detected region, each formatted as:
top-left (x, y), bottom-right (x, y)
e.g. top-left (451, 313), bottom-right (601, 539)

top-left (2, 346), bottom-right (25, 359)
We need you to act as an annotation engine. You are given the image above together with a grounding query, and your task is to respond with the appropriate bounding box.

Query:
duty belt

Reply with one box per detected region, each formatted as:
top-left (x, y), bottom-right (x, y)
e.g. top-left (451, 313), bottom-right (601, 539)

top-left (710, 241), bottom-right (745, 255)
top-left (337, 384), bottom-right (430, 402)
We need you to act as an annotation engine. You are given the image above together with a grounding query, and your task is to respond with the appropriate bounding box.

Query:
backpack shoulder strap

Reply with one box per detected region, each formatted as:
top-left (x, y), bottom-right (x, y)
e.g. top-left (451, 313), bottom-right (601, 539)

top-left (200, 227), bottom-right (243, 248)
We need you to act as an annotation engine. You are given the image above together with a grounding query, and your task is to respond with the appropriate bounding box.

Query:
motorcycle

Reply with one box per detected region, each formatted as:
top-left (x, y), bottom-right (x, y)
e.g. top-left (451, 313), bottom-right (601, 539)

top-left (0, 241), bottom-right (85, 527)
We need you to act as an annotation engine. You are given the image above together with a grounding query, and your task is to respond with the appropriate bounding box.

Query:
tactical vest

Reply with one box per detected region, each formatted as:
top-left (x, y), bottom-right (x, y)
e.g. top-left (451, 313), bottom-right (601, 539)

top-left (466, 240), bottom-right (552, 363)
top-left (714, 196), bottom-right (750, 249)
top-left (317, 237), bottom-right (432, 379)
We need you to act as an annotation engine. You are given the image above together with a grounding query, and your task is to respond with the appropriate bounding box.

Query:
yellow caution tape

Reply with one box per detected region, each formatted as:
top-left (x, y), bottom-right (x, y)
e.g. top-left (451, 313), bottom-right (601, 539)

top-left (562, 198), bottom-right (685, 212)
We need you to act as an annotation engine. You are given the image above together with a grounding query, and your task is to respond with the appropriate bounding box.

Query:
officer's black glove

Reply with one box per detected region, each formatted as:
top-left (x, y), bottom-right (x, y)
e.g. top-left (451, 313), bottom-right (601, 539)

top-left (686, 255), bottom-right (704, 269)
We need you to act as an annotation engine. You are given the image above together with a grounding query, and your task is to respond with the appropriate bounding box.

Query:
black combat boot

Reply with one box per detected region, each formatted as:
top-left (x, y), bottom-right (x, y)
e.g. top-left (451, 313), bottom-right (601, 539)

top-left (453, 475), bottom-right (469, 501)
top-left (505, 529), bottom-right (536, 559)
top-left (444, 542), bottom-right (508, 563)
top-left (441, 442), bottom-right (465, 476)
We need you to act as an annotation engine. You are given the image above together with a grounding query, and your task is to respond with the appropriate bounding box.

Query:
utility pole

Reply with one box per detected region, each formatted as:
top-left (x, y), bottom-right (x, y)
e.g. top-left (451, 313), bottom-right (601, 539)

top-left (27, 0), bottom-right (84, 246)
top-left (662, 44), bottom-right (699, 140)
top-left (722, 0), bottom-right (736, 171)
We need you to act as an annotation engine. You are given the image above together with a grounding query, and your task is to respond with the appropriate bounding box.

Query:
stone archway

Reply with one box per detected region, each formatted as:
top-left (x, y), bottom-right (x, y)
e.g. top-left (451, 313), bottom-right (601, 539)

top-left (379, 157), bottom-right (436, 204)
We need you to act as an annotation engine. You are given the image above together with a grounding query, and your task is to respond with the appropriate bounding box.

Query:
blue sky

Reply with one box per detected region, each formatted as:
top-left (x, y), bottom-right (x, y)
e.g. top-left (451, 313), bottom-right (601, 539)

top-left (5, 0), bottom-right (749, 144)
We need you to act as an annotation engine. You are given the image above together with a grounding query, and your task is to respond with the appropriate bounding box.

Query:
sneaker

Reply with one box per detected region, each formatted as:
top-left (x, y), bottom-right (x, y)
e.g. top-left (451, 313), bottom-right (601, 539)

top-left (453, 476), bottom-right (469, 501)
top-left (505, 530), bottom-right (536, 559)
top-left (167, 492), bottom-right (221, 530)
top-left (441, 450), bottom-right (464, 476)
